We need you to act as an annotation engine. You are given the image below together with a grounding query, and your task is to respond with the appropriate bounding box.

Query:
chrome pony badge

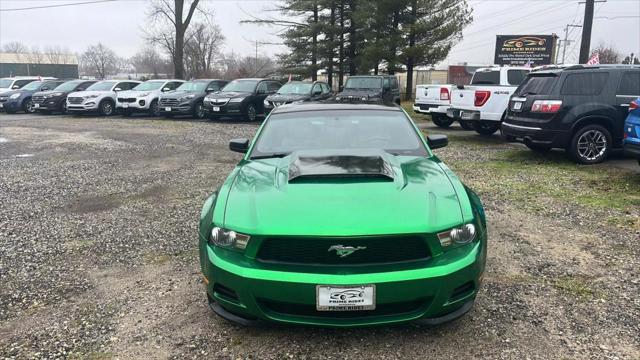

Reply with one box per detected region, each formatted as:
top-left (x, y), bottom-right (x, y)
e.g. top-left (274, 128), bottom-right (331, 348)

top-left (328, 245), bottom-right (366, 258)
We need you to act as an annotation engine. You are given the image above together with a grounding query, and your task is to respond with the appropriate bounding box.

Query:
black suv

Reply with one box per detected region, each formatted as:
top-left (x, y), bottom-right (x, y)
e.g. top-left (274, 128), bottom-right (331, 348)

top-left (263, 80), bottom-right (332, 113)
top-left (158, 79), bottom-right (228, 119)
top-left (335, 75), bottom-right (401, 105)
top-left (203, 78), bottom-right (282, 121)
top-left (32, 80), bottom-right (97, 114)
top-left (502, 65), bottom-right (640, 164)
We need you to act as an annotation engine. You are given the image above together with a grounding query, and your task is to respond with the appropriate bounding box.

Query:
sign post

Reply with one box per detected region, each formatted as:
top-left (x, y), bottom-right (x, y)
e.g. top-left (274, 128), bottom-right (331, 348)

top-left (494, 35), bottom-right (559, 66)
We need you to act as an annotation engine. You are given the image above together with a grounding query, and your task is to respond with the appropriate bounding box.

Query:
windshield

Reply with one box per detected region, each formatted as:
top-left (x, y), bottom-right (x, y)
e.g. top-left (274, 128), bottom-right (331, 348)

top-left (344, 77), bottom-right (382, 90)
top-left (277, 83), bottom-right (313, 95)
top-left (516, 75), bottom-right (558, 96)
top-left (0, 79), bottom-right (13, 88)
top-left (250, 110), bottom-right (427, 158)
top-left (22, 81), bottom-right (45, 91)
top-left (471, 71), bottom-right (500, 85)
top-left (133, 81), bottom-right (165, 91)
top-left (54, 81), bottom-right (83, 92)
top-left (177, 81), bottom-right (207, 92)
top-left (222, 80), bottom-right (258, 93)
top-left (86, 81), bottom-right (117, 91)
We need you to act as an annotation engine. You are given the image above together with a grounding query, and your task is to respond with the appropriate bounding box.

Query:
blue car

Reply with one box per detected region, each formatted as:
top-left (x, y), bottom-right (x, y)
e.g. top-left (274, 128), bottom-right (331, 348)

top-left (624, 98), bottom-right (640, 165)
top-left (0, 80), bottom-right (65, 114)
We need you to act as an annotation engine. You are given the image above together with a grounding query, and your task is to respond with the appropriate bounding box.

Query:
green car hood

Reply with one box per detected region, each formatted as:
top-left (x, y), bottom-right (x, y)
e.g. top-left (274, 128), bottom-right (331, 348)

top-left (221, 152), bottom-right (467, 236)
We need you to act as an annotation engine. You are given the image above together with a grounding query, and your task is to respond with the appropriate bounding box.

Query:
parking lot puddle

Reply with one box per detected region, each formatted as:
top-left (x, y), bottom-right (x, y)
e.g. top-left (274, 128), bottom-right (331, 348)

top-left (15, 154), bottom-right (34, 158)
top-left (0, 137), bottom-right (9, 143)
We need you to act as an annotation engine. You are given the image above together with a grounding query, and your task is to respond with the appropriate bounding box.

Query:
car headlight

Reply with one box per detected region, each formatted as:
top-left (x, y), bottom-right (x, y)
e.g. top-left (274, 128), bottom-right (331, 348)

top-left (9, 93), bottom-right (20, 99)
top-left (209, 227), bottom-right (250, 249)
top-left (437, 224), bottom-right (476, 247)
top-left (180, 94), bottom-right (196, 101)
top-left (229, 97), bottom-right (245, 103)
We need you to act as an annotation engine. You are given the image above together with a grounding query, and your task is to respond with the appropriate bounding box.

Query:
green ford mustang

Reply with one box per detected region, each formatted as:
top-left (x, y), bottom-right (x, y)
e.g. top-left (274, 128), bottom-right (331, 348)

top-left (199, 103), bottom-right (487, 327)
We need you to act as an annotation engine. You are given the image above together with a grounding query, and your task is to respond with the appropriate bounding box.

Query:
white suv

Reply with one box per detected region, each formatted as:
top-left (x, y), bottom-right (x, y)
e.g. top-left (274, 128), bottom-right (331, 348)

top-left (116, 79), bottom-right (184, 116)
top-left (67, 80), bottom-right (140, 116)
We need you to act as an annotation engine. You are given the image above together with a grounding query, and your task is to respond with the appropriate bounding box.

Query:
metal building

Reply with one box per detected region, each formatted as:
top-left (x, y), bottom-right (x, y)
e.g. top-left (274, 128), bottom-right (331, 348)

top-left (0, 53), bottom-right (79, 78)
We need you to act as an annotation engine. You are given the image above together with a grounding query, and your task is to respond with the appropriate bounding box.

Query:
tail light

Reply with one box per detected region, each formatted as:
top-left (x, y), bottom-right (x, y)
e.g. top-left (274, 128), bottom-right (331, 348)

top-left (440, 87), bottom-right (450, 101)
top-left (630, 100), bottom-right (638, 111)
top-left (474, 90), bottom-right (491, 107)
top-left (531, 100), bottom-right (562, 113)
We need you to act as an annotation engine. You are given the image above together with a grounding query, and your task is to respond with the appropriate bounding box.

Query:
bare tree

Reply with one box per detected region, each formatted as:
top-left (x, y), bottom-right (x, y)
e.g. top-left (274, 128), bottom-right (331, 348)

top-left (590, 43), bottom-right (621, 64)
top-left (80, 43), bottom-right (118, 79)
top-left (26, 46), bottom-right (44, 65)
top-left (44, 45), bottom-right (69, 65)
top-left (146, 0), bottom-right (206, 78)
top-left (220, 52), bottom-right (276, 79)
top-left (131, 46), bottom-right (172, 78)
top-left (184, 22), bottom-right (225, 78)
top-left (2, 41), bottom-right (28, 54)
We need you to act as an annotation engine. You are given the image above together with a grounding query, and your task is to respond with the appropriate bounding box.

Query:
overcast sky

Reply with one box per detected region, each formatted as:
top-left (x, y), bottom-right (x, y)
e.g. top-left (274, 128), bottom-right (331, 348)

top-left (1, 0), bottom-right (638, 67)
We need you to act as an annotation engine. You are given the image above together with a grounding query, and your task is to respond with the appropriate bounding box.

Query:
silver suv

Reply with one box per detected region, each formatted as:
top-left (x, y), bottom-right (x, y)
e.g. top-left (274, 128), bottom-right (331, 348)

top-left (67, 80), bottom-right (140, 116)
top-left (116, 79), bottom-right (184, 116)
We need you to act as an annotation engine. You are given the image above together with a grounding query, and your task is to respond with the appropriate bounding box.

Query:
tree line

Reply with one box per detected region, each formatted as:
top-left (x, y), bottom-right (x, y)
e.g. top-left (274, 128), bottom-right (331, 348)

top-left (245, 0), bottom-right (472, 97)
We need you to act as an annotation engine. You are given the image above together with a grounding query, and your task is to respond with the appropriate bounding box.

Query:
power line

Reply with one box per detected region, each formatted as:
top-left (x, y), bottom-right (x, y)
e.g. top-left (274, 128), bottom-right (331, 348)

top-left (0, 0), bottom-right (119, 12)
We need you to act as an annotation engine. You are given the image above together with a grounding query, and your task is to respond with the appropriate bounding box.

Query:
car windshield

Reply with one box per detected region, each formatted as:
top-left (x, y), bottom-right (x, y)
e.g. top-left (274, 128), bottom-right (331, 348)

top-left (177, 81), bottom-right (207, 92)
top-left (0, 79), bottom-right (13, 88)
top-left (54, 81), bottom-right (83, 92)
top-left (133, 81), bottom-right (165, 91)
top-left (277, 83), bottom-right (313, 95)
top-left (222, 80), bottom-right (258, 92)
top-left (471, 71), bottom-right (500, 85)
top-left (86, 81), bottom-right (117, 91)
top-left (344, 78), bottom-right (382, 90)
top-left (21, 81), bottom-right (45, 91)
top-left (250, 110), bottom-right (427, 158)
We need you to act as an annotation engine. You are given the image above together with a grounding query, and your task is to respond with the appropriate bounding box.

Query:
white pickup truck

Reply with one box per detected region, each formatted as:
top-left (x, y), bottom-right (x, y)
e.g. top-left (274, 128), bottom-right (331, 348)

top-left (448, 67), bottom-right (530, 135)
top-left (413, 84), bottom-right (465, 128)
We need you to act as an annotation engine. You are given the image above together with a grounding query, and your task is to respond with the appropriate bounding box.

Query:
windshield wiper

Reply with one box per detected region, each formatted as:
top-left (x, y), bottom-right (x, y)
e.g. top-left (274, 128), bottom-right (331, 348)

top-left (250, 152), bottom-right (290, 160)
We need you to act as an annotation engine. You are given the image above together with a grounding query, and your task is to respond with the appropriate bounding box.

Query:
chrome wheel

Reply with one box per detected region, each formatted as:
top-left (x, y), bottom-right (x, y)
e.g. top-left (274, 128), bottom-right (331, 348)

top-left (577, 129), bottom-right (607, 161)
top-left (25, 100), bottom-right (35, 113)
top-left (101, 101), bottom-right (113, 116)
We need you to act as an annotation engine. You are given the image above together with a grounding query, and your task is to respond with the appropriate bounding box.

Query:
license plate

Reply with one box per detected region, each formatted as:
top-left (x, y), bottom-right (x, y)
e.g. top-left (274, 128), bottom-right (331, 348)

top-left (213, 106), bottom-right (220, 112)
top-left (316, 285), bottom-right (375, 311)
top-left (122, 103), bottom-right (129, 108)
top-left (164, 107), bottom-right (171, 112)
top-left (513, 102), bottom-right (522, 110)
top-left (34, 103), bottom-right (40, 108)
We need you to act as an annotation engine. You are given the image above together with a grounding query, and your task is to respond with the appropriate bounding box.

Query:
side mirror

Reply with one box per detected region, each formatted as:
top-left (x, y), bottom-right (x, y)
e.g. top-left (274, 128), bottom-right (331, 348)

top-left (12, 85), bottom-right (19, 89)
top-left (206, 88), bottom-right (215, 93)
top-left (114, 87), bottom-right (122, 92)
top-left (41, 87), bottom-right (49, 91)
top-left (427, 134), bottom-right (448, 150)
top-left (162, 87), bottom-right (170, 92)
top-left (229, 138), bottom-right (250, 153)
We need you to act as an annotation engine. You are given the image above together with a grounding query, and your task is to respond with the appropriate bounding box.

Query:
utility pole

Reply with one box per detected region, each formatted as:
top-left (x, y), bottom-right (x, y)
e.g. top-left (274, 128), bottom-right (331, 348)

top-left (578, 0), bottom-right (606, 63)
top-left (562, 24), bottom-right (582, 64)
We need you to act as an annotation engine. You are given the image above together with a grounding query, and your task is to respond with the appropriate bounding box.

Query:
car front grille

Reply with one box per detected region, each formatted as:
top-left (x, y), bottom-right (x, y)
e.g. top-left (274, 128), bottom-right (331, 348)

top-left (259, 298), bottom-right (427, 319)
top-left (118, 97), bottom-right (136, 103)
top-left (159, 98), bottom-right (179, 106)
top-left (32, 95), bottom-right (45, 104)
top-left (256, 235), bottom-right (431, 266)
top-left (67, 97), bottom-right (84, 104)
top-left (207, 99), bottom-right (229, 106)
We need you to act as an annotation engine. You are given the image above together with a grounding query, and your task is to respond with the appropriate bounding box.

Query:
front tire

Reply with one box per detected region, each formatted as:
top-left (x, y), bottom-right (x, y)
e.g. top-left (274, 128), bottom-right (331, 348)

top-left (431, 114), bottom-right (454, 128)
top-left (23, 99), bottom-right (36, 114)
top-left (568, 124), bottom-right (611, 164)
top-left (149, 100), bottom-right (159, 117)
top-left (99, 100), bottom-right (115, 116)
top-left (244, 104), bottom-right (257, 122)
top-left (193, 101), bottom-right (205, 119)
top-left (473, 121), bottom-right (501, 136)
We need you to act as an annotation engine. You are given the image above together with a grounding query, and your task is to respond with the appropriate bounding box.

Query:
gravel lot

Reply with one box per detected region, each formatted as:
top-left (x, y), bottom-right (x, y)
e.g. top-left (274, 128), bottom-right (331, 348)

top-left (1, 111), bottom-right (638, 359)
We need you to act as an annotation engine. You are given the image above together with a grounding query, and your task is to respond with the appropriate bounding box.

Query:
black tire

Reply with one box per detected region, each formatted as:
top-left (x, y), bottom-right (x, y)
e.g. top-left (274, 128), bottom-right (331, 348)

top-left (244, 104), bottom-right (257, 122)
top-left (431, 114), bottom-right (454, 128)
top-left (193, 101), bottom-right (205, 119)
top-left (22, 98), bottom-right (36, 114)
top-left (525, 143), bottom-right (552, 153)
top-left (99, 100), bottom-right (115, 116)
top-left (149, 100), bottom-right (159, 117)
top-left (568, 124), bottom-right (611, 164)
top-left (472, 121), bottom-right (501, 136)
top-left (60, 101), bottom-right (68, 115)
top-left (459, 120), bottom-right (474, 130)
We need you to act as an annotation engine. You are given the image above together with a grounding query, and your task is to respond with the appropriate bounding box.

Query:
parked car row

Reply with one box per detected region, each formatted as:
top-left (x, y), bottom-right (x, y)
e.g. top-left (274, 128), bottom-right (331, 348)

top-left (414, 64), bottom-right (640, 164)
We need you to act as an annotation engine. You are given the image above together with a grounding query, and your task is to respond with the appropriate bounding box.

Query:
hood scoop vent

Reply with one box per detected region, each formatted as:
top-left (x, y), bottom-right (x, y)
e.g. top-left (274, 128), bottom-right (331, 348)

top-left (288, 150), bottom-right (395, 182)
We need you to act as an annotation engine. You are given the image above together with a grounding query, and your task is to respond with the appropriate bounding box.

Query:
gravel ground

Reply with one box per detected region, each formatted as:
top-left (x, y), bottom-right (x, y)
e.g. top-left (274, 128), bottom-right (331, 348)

top-left (0, 112), bottom-right (638, 359)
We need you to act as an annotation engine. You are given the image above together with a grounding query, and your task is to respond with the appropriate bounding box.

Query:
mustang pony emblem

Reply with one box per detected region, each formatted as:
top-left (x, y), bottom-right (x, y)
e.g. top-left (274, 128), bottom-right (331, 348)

top-left (328, 245), bottom-right (367, 257)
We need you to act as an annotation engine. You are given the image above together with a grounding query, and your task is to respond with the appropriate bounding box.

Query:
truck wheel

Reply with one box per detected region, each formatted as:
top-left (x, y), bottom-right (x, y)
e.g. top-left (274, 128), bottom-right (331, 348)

top-left (473, 121), bottom-right (500, 136)
top-left (459, 121), bottom-right (474, 130)
top-left (431, 114), bottom-right (454, 128)
top-left (244, 104), bottom-right (257, 122)
top-left (99, 100), bottom-right (115, 116)
top-left (568, 124), bottom-right (611, 164)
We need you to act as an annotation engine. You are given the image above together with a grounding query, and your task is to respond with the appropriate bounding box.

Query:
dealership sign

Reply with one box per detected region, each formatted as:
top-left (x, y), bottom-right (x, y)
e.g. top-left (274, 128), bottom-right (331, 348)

top-left (494, 35), bottom-right (558, 66)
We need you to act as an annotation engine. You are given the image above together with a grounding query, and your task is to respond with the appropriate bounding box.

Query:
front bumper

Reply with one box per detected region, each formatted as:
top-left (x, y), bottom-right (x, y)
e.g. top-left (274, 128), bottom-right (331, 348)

top-left (67, 100), bottom-right (100, 112)
top-left (35, 97), bottom-right (64, 112)
top-left (0, 99), bottom-right (20, 111)
top-left (502, 121), bottom-right (570, 148)
top-left (413, 103), bottom-right (449, 114)
top-left (203, 101), bottom-right (244, 116)
top-left (117, 98), bottom-right (151, 111)
top-left (158, 100), bottom-right (195, 115)
top-left (202, 240), bottom-right (485, 327)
